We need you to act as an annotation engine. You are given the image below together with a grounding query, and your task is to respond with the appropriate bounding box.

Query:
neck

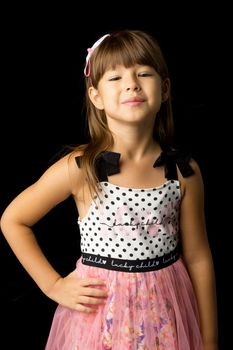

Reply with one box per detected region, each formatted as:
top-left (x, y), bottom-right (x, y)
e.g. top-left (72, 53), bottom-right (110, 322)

top-left (109, 130), bottom-right (160, 161)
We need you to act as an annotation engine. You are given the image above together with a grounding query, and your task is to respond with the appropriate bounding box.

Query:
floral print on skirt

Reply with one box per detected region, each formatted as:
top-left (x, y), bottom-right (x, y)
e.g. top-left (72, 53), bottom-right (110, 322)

top-left (45, 258), bottom-right (203, 350)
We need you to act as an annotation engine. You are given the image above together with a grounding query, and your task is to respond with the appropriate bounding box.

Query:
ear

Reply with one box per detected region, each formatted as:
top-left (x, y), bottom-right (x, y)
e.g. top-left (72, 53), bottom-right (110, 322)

top-left (161, 78), bottom-right (170, 102)
top-left (88, 86), bottom-right (104, 110)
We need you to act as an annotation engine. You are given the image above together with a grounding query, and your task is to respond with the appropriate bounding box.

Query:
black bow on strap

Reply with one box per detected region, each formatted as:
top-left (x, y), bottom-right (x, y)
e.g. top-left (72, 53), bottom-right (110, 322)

top-left (95, 151), bottom-right (121, 181)
top-left (75, 151), bottom-right (121, 182)
top-left (153, 150), bottom-right (194, 180)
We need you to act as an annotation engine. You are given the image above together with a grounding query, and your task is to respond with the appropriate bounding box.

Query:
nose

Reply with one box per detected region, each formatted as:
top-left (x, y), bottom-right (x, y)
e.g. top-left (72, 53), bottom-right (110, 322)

top-left (125, 75), bottom-right (141, 92)
top-left (126, 85), bottom-right (140, 92)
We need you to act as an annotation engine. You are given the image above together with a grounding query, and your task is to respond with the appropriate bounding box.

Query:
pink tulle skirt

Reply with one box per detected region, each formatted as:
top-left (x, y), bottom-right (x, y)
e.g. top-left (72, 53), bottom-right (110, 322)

top-left (45, 257), bottom-right (203, 350)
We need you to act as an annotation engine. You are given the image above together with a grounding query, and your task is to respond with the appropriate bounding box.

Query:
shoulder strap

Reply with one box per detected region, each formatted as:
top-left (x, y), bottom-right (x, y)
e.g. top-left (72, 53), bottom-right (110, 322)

top-left (153, 149), bottom-right (195, 180)
top-left (75, 151), bottom-right (121, 182)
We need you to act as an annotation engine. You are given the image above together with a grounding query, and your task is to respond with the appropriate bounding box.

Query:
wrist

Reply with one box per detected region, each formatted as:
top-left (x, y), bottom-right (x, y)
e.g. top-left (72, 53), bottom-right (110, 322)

top-left (41, 274), bottom-right (62, 296)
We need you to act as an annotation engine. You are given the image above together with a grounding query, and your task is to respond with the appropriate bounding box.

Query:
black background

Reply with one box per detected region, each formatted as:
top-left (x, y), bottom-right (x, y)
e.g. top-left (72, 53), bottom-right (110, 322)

top-left (0, 3), bottom-right (230, 349)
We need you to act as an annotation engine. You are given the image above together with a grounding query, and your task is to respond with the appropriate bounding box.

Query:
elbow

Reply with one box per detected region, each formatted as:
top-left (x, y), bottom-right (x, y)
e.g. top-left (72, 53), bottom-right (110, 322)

top-left (0, 210), bottom-right (12, 236)
top-left (0, 209), bottom-right (21, 237)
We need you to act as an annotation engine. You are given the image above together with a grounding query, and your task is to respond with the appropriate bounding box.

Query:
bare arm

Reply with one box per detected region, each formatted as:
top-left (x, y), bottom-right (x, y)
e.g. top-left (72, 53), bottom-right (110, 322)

top-left (179, 160), bottom-right (218, 349)
top-left (0, 154), bottom-right (108, 312)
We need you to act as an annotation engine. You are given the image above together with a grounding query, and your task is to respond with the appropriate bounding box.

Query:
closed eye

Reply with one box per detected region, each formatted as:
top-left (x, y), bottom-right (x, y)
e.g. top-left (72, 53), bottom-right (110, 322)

top-left (138, 73), bottom-right (153, 77)
top-left (108, 76), bottom-right (121, 81)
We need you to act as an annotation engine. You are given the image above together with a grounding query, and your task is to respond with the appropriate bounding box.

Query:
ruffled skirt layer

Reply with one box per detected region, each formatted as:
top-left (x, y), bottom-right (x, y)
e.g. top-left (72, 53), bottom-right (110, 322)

top-left (45, 258), bottom-right (202, 350)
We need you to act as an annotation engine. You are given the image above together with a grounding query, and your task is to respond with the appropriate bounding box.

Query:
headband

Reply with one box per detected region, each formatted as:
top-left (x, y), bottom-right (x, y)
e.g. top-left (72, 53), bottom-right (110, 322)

top-left (84, 34), bottom-right (110, 77)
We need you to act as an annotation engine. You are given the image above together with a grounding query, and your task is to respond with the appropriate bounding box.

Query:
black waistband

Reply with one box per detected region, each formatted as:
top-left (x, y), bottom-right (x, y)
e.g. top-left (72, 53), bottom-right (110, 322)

top-left (81, 247), bottom-right (180, 273)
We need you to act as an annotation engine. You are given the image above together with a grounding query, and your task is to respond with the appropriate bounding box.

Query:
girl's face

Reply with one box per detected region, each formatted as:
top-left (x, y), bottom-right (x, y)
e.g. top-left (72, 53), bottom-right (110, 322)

top-left (89, 64), bottom-right (169, 127)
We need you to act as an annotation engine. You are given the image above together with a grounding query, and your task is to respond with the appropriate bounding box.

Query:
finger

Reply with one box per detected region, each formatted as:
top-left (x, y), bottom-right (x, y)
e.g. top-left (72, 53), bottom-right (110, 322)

top-left (80, 278), bottom-right (106, 287)
top-left (78, 296), bottom-right (107, 305)
top-left (75, 304), bottom-right (98, 313)
top-left (82, 287), bottom-right (108, 298)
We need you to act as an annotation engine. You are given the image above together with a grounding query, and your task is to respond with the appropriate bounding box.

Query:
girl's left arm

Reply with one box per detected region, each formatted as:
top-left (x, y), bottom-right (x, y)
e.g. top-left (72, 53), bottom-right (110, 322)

top-left (179, 160), bottom-right (218, 350)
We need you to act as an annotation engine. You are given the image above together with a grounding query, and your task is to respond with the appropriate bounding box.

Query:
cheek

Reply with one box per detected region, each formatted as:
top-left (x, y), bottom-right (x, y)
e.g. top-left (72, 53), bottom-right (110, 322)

top-left (153, 81), bottom-right (162, 94)
top-left (156, 85), bottom-right (162, 99)
top-left (149, 84), bottom-right (162, 101)
top-left (103, 92), bottom-right (118, 108)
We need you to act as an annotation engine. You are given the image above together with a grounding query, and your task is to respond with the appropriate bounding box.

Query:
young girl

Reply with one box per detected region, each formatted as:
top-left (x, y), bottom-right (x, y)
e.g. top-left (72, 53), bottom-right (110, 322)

top-left (1, 30), bottom-right (218, 349)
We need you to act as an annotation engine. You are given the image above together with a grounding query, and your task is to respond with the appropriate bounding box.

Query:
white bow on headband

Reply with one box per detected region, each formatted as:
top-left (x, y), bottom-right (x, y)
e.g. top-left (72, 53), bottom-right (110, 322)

top-left (84, 34), bottom-right (110, 77)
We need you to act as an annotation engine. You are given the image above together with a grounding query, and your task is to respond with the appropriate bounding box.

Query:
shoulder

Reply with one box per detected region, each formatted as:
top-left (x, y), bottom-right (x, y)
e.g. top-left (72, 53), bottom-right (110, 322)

top-left (60, 149), bottom-right (86, 196)
top-left (41, 150), bottom-right (83, 177)
top-left (178, 157), bottom-right (204, 198)
top-left (189, 158), bottom-right (202, 176)
top-left (36, 148), bottom-right (85, 193)
top-left (65, 149), bottom-right (85, 168)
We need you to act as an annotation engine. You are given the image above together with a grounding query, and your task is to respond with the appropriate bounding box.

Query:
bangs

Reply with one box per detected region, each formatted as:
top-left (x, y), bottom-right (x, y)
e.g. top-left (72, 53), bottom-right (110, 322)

top-left (90, 31), bottom-right (164, 85)
top-left (98, 40), bottom-right (155, 73)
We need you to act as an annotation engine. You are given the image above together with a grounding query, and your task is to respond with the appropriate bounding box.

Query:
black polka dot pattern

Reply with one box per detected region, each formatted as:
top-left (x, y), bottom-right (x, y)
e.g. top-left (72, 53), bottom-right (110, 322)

top-left (78, 180), bottom-right (180, 260)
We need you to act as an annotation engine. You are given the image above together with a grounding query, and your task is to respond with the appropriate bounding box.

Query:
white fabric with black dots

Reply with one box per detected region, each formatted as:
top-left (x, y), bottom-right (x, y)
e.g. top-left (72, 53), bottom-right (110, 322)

top-left (78, 180), bottom-right (181, 260)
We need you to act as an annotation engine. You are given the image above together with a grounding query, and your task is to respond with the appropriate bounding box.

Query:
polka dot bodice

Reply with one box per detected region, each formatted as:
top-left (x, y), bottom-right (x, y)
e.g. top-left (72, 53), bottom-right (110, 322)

top-left (78, 180), bottom-right (181, 260)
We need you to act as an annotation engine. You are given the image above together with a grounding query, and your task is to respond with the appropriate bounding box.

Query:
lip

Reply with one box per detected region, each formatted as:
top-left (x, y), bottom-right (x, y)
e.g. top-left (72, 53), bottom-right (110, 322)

top-left (122, 97), bottom-right (145, 103)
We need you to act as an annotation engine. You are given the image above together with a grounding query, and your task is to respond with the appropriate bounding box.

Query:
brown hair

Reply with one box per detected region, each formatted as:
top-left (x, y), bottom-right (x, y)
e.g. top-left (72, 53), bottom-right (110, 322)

top-left (76, 30), bottom-right (174, 197)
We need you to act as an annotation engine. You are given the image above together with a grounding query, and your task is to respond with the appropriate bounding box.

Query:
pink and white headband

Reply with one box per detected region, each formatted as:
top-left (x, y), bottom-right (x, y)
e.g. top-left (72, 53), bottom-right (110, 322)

top-left (84, 34), bottom-right (110, 77)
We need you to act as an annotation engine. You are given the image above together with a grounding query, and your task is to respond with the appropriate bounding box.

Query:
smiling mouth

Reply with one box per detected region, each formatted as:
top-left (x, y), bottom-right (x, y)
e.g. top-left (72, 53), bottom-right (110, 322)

top-left (123, 101), bottom-right (144, 106)
top-left (122, 97), bottom-right (145, 107)
top-left (122, 97), bottom-right (145, 103)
